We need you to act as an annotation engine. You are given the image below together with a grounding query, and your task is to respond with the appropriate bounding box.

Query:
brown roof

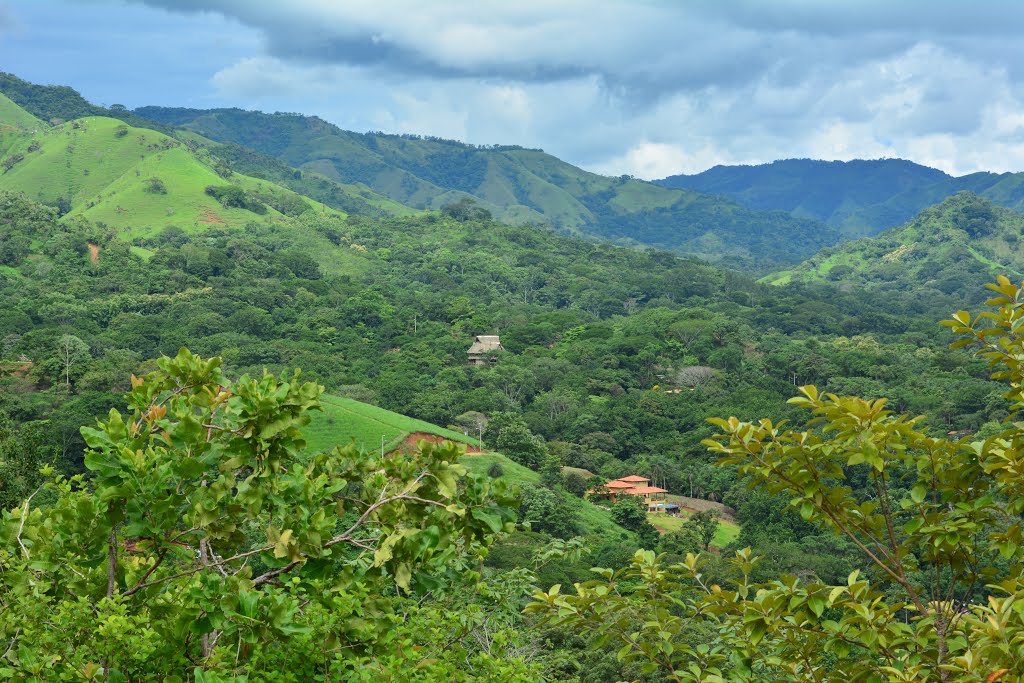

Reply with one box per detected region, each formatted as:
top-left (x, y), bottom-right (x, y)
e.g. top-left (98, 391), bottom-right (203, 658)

top-left (603, 480), bottom-right (635, 489)
top-left (623, 486), bottom-right (668, 495)
top-left (468, 335), bottom-right (504, 354)
top-left (617, 475), bottom-right (650, 483)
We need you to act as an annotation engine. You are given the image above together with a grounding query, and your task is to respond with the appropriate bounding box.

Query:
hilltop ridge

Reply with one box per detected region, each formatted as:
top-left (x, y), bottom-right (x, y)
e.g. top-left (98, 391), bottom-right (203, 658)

top-left (659, 158), bottom-right (1024, 237)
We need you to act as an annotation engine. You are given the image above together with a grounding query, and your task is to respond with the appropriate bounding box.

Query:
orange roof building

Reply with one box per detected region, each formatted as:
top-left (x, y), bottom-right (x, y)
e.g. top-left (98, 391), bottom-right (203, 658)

top-left (622, 486), bottom-right (668, 496)
top-left (589, 476), bottom-right (672, 510)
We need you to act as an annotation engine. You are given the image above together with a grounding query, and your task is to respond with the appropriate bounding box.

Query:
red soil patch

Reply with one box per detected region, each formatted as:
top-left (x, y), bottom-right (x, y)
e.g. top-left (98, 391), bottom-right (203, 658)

top-left (87, 242), bottom-right (100, 263)
top-left (391, 431), bottom-right (483, 455)
top-left (0, 361), bottom-right (32, 378)
top-left (199, 209), bottom-right (226, 224)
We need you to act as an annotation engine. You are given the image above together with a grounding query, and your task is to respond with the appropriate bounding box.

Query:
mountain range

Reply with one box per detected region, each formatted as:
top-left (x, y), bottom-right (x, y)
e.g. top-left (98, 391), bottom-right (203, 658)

top-left (658, 158), bottom-right (1024, 238)
top-left (133, 104), bottom-right (837, 270)
top-left (4, 70), bottom-right (1024, 284)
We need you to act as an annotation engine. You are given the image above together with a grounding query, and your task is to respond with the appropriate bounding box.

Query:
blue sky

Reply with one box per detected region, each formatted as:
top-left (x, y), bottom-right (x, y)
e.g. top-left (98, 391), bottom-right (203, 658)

top-left (3, 0), bottom-right (1024, 178)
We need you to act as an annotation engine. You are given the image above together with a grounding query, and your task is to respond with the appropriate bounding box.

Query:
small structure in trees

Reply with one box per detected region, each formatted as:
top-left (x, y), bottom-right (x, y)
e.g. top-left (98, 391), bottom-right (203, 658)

top-left (467, 335), bottom-right (504, 366)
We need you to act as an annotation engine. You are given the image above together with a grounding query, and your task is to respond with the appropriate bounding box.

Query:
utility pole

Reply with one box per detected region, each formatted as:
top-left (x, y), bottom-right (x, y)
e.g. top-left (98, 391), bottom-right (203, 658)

top-left (381, 434), bottom-right (385, 459)
top-left (478, 424), bottom-right (484, 452)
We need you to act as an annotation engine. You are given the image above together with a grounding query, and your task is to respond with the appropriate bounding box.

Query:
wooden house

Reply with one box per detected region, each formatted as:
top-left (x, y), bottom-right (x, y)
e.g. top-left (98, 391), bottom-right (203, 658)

top-left (467, 335), bottom-right (504, 365)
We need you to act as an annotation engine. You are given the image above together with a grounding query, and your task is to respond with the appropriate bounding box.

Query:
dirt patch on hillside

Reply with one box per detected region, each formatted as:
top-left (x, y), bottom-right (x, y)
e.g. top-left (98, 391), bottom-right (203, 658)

top-left (87, 242), bottom-right (99, 263)
top-left (391, 431), bottom-right (483, 455)
top-left (199, 209), bottom-right (226, 224)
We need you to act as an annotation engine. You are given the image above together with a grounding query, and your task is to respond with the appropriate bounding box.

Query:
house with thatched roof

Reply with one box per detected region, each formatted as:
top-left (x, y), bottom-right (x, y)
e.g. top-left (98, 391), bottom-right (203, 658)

top-left (467, 335), bottom-right (504, 366)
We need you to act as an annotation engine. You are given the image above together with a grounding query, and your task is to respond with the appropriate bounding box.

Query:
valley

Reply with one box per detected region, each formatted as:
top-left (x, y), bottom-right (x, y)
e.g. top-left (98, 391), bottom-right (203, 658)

top-left (1, 64), bottom-right (1023, 682)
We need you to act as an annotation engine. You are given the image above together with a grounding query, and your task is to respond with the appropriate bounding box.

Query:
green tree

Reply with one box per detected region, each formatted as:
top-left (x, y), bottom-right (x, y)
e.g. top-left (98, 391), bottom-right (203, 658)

top-left (0, 349), bottom-right (516, 680)
top-left (683, 509), bottom-right (719, 551)
top-left (609, 497), bottom-right (659, 549)
top-left (495, 419), bottom-right (547, 470)
top-left (530, 277), bottom-right (1024, 682)
top-left (540, 451), bottom-right (562, 489)
top-left (518, 486), bottom-right (581, 540)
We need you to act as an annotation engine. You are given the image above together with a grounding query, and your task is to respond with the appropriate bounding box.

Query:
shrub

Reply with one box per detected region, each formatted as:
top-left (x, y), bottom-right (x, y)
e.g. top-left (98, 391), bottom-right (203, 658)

top-left (205, 185), bottom-right (267, 214)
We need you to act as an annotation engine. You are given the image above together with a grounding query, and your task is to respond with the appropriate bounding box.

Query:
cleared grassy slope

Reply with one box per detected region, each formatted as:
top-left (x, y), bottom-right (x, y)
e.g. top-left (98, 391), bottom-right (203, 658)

top-left (646, 512), bottom-right (740, 549)
top-left (302, 397), bottom-right (630, 539)
top-left (0, 93), bottom-right (42, 159)
top-left (304, 394), bottom-right (479, 454)
top-left (0, 115), bottom-right (343, 236)
top-left (765, 193), bottom-right (1024, 296)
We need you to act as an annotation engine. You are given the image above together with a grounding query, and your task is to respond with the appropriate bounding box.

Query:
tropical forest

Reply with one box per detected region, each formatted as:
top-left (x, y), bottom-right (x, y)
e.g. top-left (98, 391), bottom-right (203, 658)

top-left (3, 3), bottom-right (1024, 681)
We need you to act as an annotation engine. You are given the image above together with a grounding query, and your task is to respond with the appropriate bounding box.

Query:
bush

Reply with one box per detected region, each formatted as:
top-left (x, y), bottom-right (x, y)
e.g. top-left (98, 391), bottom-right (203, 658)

top-left (145, 177), bottom-right (167, 194)
top-left (205, 185), bottom-right (266, 214)
top-left (563, 471), bottom-right (589, 497)
top-left (487, 461), bottom-right (504, 478)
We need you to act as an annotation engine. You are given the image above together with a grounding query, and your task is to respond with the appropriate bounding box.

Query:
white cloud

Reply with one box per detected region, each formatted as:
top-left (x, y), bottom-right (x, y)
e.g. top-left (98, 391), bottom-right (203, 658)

top-left (15, 0), bottom-right (1024, 178)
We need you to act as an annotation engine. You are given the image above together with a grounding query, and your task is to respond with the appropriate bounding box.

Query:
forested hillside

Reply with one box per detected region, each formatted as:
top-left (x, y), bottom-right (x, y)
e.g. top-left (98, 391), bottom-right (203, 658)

top-left (768, 192), bottom-right (1024, 305)
top-left (134, 105), bottom-right (839, 270)
top-left (659, 157), bottom-right (1024, 237)
top-left (4, 70), bottom-right (1024, 680)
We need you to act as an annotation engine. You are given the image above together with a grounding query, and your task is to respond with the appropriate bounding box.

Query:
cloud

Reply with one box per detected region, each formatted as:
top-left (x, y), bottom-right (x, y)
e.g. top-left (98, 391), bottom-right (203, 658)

top-left (127, 1), bottom-right (1024, 97)
top-left (13, 0), bottom-right (1024, 178)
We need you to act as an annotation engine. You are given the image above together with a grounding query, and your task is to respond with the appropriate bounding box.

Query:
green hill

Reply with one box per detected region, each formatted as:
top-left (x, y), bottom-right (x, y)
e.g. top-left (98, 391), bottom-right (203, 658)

top-left (303, 396), bottom-right (630, 539)
top-left (0, 114), bottom-right (344, 238)
top-left (134, 105), bottom-right (839, 270)
top-left (659, 158), bottom-right (1024, 238)
top-left (304, 394), bottom-right (479, 454)
top-left (0, 92), bottom-right (43, 158)
top-left (767, 192), bottom-right (1024, 304)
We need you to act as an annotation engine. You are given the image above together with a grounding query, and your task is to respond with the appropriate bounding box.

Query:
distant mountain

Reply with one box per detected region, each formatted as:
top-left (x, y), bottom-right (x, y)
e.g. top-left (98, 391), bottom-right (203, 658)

top-left (658, 158), bottom-right (1024, 238)
top-left (767, 192), bottom-right (1024, 305)
top-left (135, 106), bottom-right (840, 270)
top-left (0, 72), bottom-right (843, 270)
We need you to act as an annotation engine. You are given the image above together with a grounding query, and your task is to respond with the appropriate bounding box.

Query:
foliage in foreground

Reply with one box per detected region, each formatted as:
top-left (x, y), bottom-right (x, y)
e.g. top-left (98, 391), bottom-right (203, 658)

top-left (530, 277), bottom-right (1024, 682)
top-left (0, 349), bottom-right (522, 680)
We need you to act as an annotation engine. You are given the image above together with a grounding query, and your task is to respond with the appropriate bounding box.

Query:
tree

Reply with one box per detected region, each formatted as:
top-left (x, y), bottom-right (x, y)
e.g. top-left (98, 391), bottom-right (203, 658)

top-left (674, 365), bottom-right (719, 390)
top-left (683, 509), bottom-right (719, 551)
top-left (56, 333), bottom-right (89, 387)
top-left (529, 277), bottom-right (1024, 682)
top-left (518, 486), bottom-right (581, 539)
top-left (609, 497), bottom-right (659, 549)
top-left (495, 419), bottom-right (547, 470)
top-left (0, 349), bottom-right (516, 680)
top-left (563, 471), bottom-right (589, 498)
top-left (145, 176), bottom-right (167, 194)
top-left (441, 198), bottom-right (492, 222)
top-left (540, 451), bottom-right (563, 489)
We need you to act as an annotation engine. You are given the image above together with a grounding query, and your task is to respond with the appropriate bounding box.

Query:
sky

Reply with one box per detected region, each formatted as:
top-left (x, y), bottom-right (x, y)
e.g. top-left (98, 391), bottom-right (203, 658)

top-left (2, 0), bottom-right (1024, 179)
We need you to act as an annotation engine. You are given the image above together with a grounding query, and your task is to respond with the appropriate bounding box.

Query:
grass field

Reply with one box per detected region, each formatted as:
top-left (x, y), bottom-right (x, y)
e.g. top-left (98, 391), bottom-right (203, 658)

top-left (304, 394), bottom-right (478, 454)
top-left (300, 398), bottom-right (634, 535)
top-left (0, 103), bottom-right (374, 278)
top-left (0, 112), bottom-right (343, 236)
top-left (647, 512), bottom-right (740, 549)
